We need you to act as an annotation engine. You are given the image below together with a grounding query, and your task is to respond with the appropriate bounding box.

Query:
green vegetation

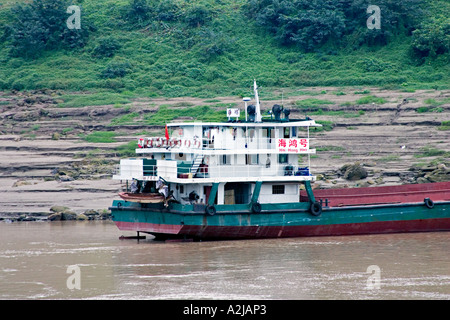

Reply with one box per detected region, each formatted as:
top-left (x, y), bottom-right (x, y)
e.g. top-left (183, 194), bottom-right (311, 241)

top-left (438, 121), bottom-right (450, 131)
top-left (0, 0), bottom-right (448, 97)
top-left (58, 91), bottom-right (132, 108)
top-left (316, 146), bottom-right (345, 152)
top-left (110, 112), bottom-right (141, 125)
top-left (354, 90), bottom-right (371, 94)
top-left (294, 99), bottom-right (334, 108)
top-left (302, 108), bottom-right (365, 118)
top-left (424, 97), bottom-right (450, 106)
top-left (313, 120), bottom-right (334, 132)
top-left (115, 141), bottom-right (139, 157)
top-left (144, 105), bottom-right (228, 124)
top-left (416, 106), bottom-right (444, 113)
top-left (378, 155), bottom-right (400, 162)
top-left (355, 95), bottom-right (387, 105)
top-left (414, 146), bottom-right (450, 157)
top-left (80, 131), bottom-right (117, 143)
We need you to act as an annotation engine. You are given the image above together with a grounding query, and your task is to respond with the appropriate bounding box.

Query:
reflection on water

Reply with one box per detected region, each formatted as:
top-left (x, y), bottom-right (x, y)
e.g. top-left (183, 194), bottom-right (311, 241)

top-left (0, 221), bottom-right (449, 299)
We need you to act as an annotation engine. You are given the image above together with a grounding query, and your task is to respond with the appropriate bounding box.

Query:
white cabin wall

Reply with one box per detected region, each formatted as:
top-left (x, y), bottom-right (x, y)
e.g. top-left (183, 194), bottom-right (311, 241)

top-left (259, 183), bottom-right (299, 204)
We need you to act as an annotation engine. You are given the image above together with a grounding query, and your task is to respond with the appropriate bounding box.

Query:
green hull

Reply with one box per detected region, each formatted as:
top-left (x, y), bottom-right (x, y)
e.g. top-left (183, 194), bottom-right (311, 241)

top-left (110, 199), bottom-right (450, 240)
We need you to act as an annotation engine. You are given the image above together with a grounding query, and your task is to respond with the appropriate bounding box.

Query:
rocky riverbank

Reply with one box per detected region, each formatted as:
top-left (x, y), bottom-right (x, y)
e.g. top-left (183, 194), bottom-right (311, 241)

top-left (1, 87), bottom-right (449, 222)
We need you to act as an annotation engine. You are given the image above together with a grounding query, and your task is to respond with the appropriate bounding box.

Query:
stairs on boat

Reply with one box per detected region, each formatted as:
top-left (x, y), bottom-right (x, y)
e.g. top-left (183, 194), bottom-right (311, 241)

top-left (191, 154), bottom-right (204, 176)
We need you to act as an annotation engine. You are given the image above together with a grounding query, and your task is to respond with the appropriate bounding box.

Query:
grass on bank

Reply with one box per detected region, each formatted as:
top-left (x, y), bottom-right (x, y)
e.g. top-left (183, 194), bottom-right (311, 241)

top-left (80, 131), bottom-right (117, 143)
top-left (414, 146), bottom-right (450, 158)
top-left (438, 121), bottom-right (450, 131)
top-left (57, 91), bottom-right (133, 108)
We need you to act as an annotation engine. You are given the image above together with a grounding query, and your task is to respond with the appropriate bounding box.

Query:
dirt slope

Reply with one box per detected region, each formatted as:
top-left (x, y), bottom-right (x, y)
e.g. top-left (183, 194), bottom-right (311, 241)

top-left (0, 87), bottom-right (449, 219)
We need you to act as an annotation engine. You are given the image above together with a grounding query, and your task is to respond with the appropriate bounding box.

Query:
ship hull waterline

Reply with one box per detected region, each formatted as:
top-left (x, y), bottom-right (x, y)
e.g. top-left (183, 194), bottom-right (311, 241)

top-left (110, 200), bottom-right (450, 240)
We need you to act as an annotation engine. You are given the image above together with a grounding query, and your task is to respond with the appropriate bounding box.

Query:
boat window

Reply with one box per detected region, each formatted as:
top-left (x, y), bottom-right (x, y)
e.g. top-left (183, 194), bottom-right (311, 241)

top-left (246, 154), bottom-right (259, 165)
top-left (292, 127), bottom-right (297, 137)
top-left (220, 154), bottom-right (231, 165)
top-left (248, 128), bottom-right (255, 141)
top-left (283, 127), bottom-right (290, 138)
top-left (175, 152), bottom-right (186, 160)
top-left (278, 154), bottom-right (288, 164)
top-left (272, 185), bottom-right (285, 194)
top-left (262, 128), bottom-right (274, 138)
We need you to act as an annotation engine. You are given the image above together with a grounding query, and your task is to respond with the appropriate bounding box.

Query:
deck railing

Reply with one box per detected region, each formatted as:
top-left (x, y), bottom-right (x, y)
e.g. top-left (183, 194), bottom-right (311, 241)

top-left (114, 161), bottom-right (311, 181)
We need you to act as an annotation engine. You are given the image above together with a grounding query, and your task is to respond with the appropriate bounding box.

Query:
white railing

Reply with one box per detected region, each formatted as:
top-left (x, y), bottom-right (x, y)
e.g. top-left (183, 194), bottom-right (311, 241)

top-left (113, 160), bottom-right (312, 181)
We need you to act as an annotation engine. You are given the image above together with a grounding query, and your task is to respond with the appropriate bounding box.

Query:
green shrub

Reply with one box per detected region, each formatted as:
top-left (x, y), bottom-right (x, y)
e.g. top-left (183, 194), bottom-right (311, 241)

top-left (314, 120), bottom-right (334, 132)
top-left (295, 99), bottom-right (334, 108)
top-left (438, 121), bottom-right (450, 131)
top-left (124, 0), bottom-right (151, 27)
top-left (92, 36), bottom-right (122, 58)
top-left (244, 0), bottom-right (425, 51)
top-left (416, 106), bottom-right (430, 113)
top-left (81, 131), bottom-right (116, 143)
top-left (101, 60), bottom-right (132, 78)
top-left (115, 141), bottom-right (138, 157)
top-left (358, 58), bottom-right (398, 73)
top-left (412, 17), bottom-right (450, 59)
top-left (6, 0), bottom-right (90, 59)
top-left (356, 95), bottom-right (386, 105)
top-left (110, 112), bottom-right (140, 125)
top-left (183, 4), bottom-right (213, 27)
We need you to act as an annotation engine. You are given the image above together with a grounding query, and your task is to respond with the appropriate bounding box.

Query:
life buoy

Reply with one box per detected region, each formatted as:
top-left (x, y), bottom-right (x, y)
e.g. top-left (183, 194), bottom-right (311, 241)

top-left (205, 205), bottom-right (216, 216)
top-left (310, 201), bottom-right (322, 216)
top-left (424, 198), bottom-right (434, 209)
top-left (176, 139), bottom-right (182, 147)
top-left (184, 139), bottom-right (191, 148)
top-left (193, 140), bottom-right (201, 148)
top-left (146, 139), bottom-right (152, 148)
top-left (138, 138), bottom-right (144, 148)
top-left (205, 156), bottom-right (210, 165)
top-left (154, 138), bottom-right (161, 147)
top-left (252, 202), bottom-right (262, 213)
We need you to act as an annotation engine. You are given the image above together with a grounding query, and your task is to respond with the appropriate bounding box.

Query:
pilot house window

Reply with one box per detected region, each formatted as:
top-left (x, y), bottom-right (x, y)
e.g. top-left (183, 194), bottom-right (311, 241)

top-left (246, 154), bottom-right (259, 165)
top-left (220, 155), bottom-right (231, 165)
top-left (272, 185), bottom-right (285, 194)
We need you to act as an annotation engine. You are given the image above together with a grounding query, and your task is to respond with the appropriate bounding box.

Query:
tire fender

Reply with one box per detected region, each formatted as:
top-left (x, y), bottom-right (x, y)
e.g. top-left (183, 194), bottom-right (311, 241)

top-left (205, 205), bottom-right (216, 216)
top-left (424, 198), bottom-right (434, 209)
top-left (310, 201), bottom-right (322, 216)
top-left (252, 202), bottom-right (262, 213)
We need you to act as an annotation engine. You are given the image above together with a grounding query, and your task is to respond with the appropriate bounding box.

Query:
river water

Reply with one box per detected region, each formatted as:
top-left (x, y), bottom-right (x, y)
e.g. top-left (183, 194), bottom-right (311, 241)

top-left (0, 221), bottom-right (449, 300)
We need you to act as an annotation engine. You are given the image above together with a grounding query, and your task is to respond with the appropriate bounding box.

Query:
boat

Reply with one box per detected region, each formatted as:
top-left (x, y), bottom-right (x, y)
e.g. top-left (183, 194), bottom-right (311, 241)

top-left (118, 192), bottom-right (165, 204)
top-left (109, 81), bottom-right (450, 240)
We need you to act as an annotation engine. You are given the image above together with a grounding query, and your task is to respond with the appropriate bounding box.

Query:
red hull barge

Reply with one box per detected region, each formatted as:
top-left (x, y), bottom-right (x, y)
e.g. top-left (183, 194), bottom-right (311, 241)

top-left (114, 216), bottom-right (450, 240)
top-left (301, 181), bottom-right (450, 207)
top-left (111, 181), bottom-right (450, 241)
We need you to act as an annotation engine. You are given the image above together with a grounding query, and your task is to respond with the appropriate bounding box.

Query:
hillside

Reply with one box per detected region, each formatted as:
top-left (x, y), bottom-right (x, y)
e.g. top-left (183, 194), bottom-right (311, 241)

top-left (0, 0), bottom-right (449, 220)
top-left (0, 0), bottom-right (449, 95)
top-left (0, 87), bottom-right (449, 219)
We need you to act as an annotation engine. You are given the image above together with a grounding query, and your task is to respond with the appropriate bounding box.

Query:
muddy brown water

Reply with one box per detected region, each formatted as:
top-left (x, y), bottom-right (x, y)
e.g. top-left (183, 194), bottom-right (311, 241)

top-left (0, 221), bottom-right (449, 300)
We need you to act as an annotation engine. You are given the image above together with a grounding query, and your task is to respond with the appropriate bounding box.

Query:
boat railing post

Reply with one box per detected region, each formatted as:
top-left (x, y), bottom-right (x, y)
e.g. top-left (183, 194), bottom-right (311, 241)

top-left (304, 180), bottom-right (316, 203)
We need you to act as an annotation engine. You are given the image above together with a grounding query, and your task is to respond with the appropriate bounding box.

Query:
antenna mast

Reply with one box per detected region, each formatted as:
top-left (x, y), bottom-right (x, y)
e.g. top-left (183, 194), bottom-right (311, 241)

top-left (253, 80), bottom-right (262, 122)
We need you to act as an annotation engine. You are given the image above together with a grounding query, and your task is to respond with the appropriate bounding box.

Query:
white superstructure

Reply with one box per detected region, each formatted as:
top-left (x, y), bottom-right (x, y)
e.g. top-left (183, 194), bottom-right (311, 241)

top-left (113, 83), bottom-right (322, 205)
